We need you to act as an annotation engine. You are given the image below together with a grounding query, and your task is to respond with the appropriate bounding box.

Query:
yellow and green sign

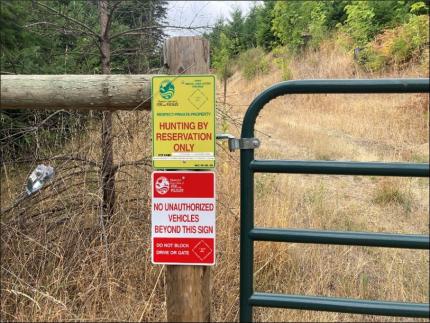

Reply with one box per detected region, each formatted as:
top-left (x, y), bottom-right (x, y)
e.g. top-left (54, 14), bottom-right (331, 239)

top-left (152, 75), bottom-right (215, 169)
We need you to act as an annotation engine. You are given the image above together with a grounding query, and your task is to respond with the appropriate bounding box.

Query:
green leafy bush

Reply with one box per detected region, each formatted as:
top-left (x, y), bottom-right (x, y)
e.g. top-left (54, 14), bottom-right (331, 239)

top-left (272, 46), bottom-right (293, 80)
top-left (343, 1), bottom-right (376, 46)
top-left (238, 47), bottom-right (270, 80)
top-left (357, 46), bottom-right (387, 71)
top-left (358, 14), bottom-right (429, 71)
top-left (212, 32), bottom-right (234, 81)
top-left (271, 1), bottom-right (327, 52)
top-left (389, 14), bottom-right (429, 64)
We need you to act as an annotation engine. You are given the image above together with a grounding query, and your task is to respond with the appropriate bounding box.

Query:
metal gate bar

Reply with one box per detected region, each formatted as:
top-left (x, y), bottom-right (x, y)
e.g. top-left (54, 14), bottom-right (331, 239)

top-left (249, 228), bottom-right (429, 249)
top-left (249, 160), bottom-right (429, 177)
top-left (249, 293), bottom-right (429, 317)
top-left (239, 79), bottom-right (430, 322)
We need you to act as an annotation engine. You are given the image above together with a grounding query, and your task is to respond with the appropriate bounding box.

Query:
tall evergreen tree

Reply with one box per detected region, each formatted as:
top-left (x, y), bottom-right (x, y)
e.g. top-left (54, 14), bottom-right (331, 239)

top-left (255, 1), bottom-right (277, 50)
top-left (0, 0), bottom-right (169, 222)
top-left (242, 5), bottom-right (258, 49)
top-left (225, 8), bottom-right (245, 56)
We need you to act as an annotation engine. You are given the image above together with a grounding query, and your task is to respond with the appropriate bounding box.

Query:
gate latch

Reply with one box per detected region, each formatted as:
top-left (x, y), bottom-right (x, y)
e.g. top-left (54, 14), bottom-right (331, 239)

top-left (216, 133), bottom-right (260, 152)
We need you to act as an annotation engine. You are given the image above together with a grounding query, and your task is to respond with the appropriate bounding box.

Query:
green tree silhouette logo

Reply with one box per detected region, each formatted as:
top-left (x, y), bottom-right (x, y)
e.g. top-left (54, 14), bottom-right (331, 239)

top-left (159, 80), bottom-right (175, 100)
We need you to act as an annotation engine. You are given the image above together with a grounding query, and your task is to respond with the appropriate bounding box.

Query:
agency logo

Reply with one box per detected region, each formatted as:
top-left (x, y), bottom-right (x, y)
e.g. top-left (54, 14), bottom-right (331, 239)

top-left (159, 80), bottom-right (175, 100)
top-left (155, 176), bottom-right (170, 195)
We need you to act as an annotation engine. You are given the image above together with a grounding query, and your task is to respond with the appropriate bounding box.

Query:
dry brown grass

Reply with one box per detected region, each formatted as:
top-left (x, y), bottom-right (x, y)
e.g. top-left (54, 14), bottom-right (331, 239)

top-left (1, 38), bottom-right (429, 322)
top-left (220, 39), bottom-right (429, 322)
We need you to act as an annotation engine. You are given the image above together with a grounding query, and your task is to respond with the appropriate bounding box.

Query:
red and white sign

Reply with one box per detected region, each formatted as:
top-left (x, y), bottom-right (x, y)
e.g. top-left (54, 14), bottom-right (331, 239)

top-left (152, 171), bottom-right (215, 265)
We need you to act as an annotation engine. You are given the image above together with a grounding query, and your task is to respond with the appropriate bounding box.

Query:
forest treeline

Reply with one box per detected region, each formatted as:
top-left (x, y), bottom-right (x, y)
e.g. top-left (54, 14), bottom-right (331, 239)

top-left (206, 0), bottom-right (429, 81)
top-left (1, 0), bottom-right (167, 74)
top-left (1, 0), bottom-right (167, 160)
top-left (1, 0), bottom-right (429, 160)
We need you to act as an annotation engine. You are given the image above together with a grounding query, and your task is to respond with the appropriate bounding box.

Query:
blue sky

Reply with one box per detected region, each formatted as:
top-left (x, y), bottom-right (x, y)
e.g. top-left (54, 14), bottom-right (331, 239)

top-left (166, 1), bottom-right (259, 36)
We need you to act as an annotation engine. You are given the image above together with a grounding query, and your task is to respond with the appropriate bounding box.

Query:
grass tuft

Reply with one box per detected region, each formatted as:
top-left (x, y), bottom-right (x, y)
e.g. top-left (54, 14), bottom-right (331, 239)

top-left (373, 179), bottom-right (414, 212)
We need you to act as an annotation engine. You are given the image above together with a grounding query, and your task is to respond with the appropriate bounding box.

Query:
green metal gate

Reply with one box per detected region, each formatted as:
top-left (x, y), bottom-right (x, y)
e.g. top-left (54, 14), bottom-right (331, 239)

top-left (239, 79), bottom-right (430, 321)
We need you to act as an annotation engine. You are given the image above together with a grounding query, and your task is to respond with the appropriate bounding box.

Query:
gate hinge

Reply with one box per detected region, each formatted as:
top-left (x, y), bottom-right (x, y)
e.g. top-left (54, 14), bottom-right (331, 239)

top-left (216, 133), bottom-right (261, 152)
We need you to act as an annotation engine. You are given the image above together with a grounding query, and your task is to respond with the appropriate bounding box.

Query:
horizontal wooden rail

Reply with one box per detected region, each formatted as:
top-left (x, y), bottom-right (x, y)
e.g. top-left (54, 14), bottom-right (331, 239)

top-left (0, 74), bottom-right (155, 111)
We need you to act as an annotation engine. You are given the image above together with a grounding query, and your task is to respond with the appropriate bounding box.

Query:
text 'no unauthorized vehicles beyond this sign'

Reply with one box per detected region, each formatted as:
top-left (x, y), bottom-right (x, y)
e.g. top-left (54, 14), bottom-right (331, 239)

top-left (152, 75), bottom-right (215, 169)
top-left (152, 171), bottom-right (215, 265)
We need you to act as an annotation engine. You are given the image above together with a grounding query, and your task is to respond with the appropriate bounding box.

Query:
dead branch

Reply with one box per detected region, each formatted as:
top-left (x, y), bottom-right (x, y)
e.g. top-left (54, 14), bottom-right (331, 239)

top-left (106, 0), bottom-right (122, 36)
top-left (115, 157), bottom-right (151, 170)
top-left (23, 21), bottom-right (94, 37)
top-left (4, 155), bottom-right (100, 168)
top-left (109, 25), bottom-right (212, 40)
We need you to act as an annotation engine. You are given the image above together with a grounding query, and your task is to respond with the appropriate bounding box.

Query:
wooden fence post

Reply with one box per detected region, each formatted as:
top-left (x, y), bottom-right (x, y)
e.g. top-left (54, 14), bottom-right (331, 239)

top-left (164, 36), bottom-right (211, 322)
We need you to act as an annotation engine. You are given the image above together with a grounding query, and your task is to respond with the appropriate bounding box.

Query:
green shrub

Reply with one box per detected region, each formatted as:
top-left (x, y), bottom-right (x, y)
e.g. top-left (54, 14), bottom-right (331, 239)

top-left (388, 15), bottom-right (429, 64)
top-left (343, 1), bottom-right (376, 47)
top-left (212, 32), bottom-right (234, 84)
top-left (271, 1), bottom-right (327, 52)
top-left (272, 46), bottom-right (293, 80)
top-left (238, 47), bottom-right (270, 80)
top-left (357, 14), bottom-right (429, 71)
top-left (334, 30), bottom-right (355, 51)
top-left (358, 46), bottom-right (387, 72)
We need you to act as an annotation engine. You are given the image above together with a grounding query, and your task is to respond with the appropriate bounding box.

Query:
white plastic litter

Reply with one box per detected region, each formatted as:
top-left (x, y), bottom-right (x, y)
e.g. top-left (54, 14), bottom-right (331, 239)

top-left (25, 164), bottom-right (55, 195)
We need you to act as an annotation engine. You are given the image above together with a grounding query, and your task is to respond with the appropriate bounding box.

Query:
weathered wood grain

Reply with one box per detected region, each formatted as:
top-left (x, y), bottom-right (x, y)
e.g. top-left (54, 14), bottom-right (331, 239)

top-left (0, 74), bottom-right (153, 110)
top-left (165, 36), bottom-right (211, 323)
